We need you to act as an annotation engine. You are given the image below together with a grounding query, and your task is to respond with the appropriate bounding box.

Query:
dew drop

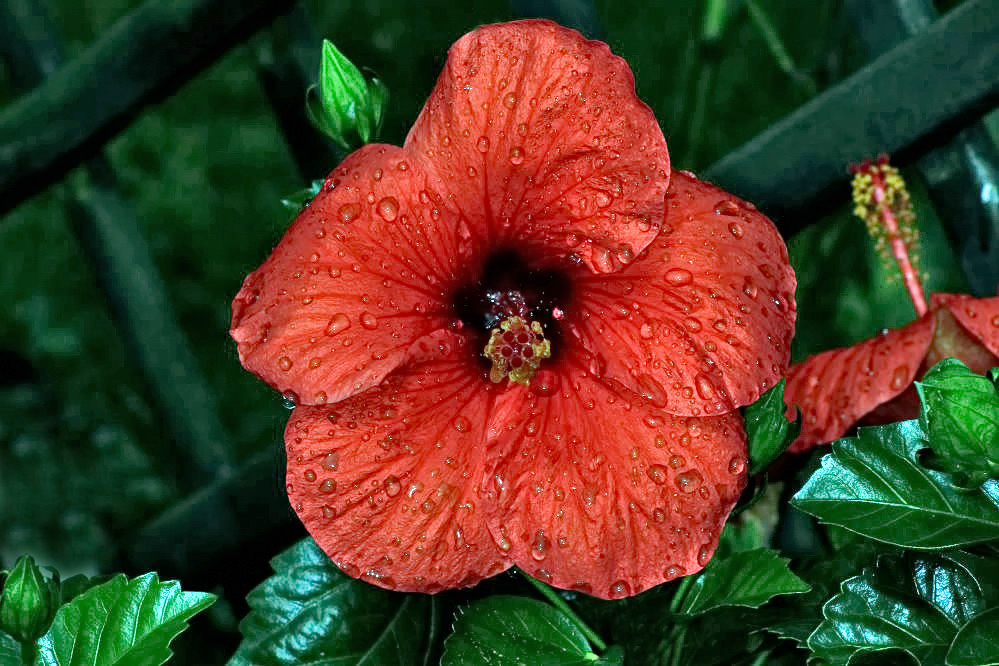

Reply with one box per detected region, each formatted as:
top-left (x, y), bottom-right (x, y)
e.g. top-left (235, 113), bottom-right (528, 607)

top-left (338, 203), bottom-right (360, 223)
top-left (714, 200), bottom-right (740, 216)
top-left (321, 504), bottom-right (336, 518)
top-left (697, 545), bottom-right (712, 566)
top-left (646, 464), bottom-right (668, 485)
top-left (609, 580), bottom-right (631, 598)
top-left (668, 454), bottom-right (685, 468)
top-left (652, 508), bottom-right (666, 522)
top-left (665, 564), bottom-right (686, 578)
top-left (694, 374), bottom-right (716, 400)
top-left (319, 478), bottom-right (337, 494)
top-left (728, 456), bottom-right (746, 475)
top-left (326, 313), bottom-right (351, 335)
top-left (594, 191), bottom-right (612, 208)
top-left (476, 136), bottom-right (490, 153)
top-left (384, 475), bottom-right (401, 497)
top-left (509, 146), bottom-right (525, 165)
top-left (992, 315), bottom-right (999, 327)
top-left (664, 268), bottom-right (693, 286)
top-left (377, 197), bottom-right (399, 221)
top-left (360, 312), bottom-right (378, 330)
top-left (452, 415), bottom-right (470, 432)
top-left (728, 222), bottom-right (744, 239)
top-left (503, 92), bottom-right (517, 108)
top-left (890, 365), bottom-right (908, 391)
top-left (639, 323), bottom-right (654, 339)
top-left (278, 356), bottom-right (293, 371)
top-left (303, 469), bottom-right (316, 482)
top-left (675, 470), bottom-right (703, 493)
top-left (421, 499), bottom-right (437, 514)
top-left (531, 531), bottom-right (550, 560)
top-left (322, 451), bottom-right (339, 470)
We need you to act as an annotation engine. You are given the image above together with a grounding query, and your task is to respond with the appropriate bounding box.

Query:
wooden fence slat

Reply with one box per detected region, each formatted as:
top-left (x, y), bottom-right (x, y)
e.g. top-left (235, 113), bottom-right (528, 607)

top-left (0, 0), bottom-right (294, 218)
top-left (0, 0), bottom-right (235, 488)
top-left (704, 0), bottom-right (999, 236)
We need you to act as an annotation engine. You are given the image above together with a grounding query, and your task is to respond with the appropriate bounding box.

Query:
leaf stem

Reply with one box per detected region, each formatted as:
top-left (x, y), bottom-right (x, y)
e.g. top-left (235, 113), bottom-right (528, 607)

top-left (668, 574), bottom-right (696, 615)
top-left (520, 572), bottom-right (607, 652)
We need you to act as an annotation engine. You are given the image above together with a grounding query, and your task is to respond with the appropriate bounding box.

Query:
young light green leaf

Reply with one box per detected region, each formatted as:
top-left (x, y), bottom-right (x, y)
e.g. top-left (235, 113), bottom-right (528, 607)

top-left (678, 548), bottom-right (810, 616)
top-left (441, 596), bottom-right (622, 666)
top-left (743, 379), bottom-right (800, 475)
top-left (34, 572), bottom-right (215, 666)
top-left (946, 606), bottom-right (999, 666)
top-left (231, 537), bottom-right (437, 666)
top-left (792, 420), bottom-right (999, 549)
top-left (807, 563), bottom-right (957, 665)
top-left (916, 359), bottom-right (999, 486)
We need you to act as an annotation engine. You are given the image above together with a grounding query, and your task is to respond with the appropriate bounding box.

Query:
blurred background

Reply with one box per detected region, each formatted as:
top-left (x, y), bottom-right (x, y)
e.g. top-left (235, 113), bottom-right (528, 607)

top-left (0, 0), bottom-right (993, 659)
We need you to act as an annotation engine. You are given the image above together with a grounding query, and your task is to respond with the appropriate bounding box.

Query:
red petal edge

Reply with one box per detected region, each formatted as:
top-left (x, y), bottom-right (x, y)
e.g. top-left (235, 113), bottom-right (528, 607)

top-left (934, 293), bottom-right (999, 358)
top-left (481, 362), bottom-right (747, 599)
top-left (569, 171), bottom-right (797, 417)
top-left (406, 19), bottom-right (669, 274)
top-left (231, 144), bottom-right (471, 406)
top-left (784, 313), bottom-right (935, 453)
top-left (285, 341), bottom-right (511, 593)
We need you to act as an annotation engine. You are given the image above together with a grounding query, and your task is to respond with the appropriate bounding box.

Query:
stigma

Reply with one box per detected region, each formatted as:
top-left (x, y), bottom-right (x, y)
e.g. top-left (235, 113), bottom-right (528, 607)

top-left (483, 316), bottom-right (551, 385)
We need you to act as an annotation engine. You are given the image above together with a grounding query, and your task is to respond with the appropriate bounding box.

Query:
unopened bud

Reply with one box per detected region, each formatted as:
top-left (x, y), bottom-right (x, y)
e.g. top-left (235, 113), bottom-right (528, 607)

top-left (0, 555), bottom-right (59, 643)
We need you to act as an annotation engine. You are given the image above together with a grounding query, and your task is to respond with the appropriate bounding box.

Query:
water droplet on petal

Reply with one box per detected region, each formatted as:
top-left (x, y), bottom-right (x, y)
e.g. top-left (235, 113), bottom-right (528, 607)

top-left (675, 469), bottom-right (702, 493)
top-left (322, 452), bottom-right (339, 470)
top-left (384, 475), bottom-right (401, 496)
top-left (665, 268), bottom-right (693, 286)
top-left (377, 197), bottom-right (399, 221)
top-left (321, 504), bottom-right (336, 518)
top-left (476, 136), bottom-right (490, 153)
top-left (360, 312), bottom-right (378, 330)
top-left (531, 531), bottom-right (549, 560)
top-left (890, 365), bottom-right (908, 391)
top-left (647, 464), bottom-right (668, 484)
top-left (714, 200), bottom-right (740, 216)
top-left (728, 456), bottom-right (746, 475)
top-left (728, 222), bottom-right (744, 239)
top-left (694, 374), bottom-right (716, 400)
top-left (304, 469), bottom-right (316, 482)
top-left (319, 478), bottom-right (337, 493)
top-left (278, 356), bottom-right (293, 371)
top-left (452, 415), bottom-right (470, 432)
top-left (509, 146), bottom-right (525, 165)
top-left (503, 92), bottom-right (517, 108)
top-left (609, 580), bottom-right (631, 598)
top-left (326, 313), bottom-right (351, 335)
top-left (338, 203), bottom-right (360, 223)
top-left (594, 191), bottom-right (612, 208)
top-left (697, 545), bottom-right (712, 566)
top-left (991, 315), bottom-right (999, 327)
top-left (665, 564), bottom-right (685, 578)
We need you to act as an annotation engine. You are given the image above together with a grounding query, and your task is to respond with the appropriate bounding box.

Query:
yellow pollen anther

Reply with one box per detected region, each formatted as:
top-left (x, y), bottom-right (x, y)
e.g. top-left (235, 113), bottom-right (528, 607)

top-left (483, 316), bottom-right (551, 385)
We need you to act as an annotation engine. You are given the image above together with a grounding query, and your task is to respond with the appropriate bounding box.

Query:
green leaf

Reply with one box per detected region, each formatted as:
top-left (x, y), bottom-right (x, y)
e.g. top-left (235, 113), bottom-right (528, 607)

top-left (232, 537), bottom-right (437, 666)
top-left (947, 606), bottom-right (999, 666)
top-left (58, 574), bottom-right (111, 605)
top-left (0, 631), bottom-right (21, 663)
top-left (743, 379), bottom-right (799, 475)
top-left (807, 560), bottom-right (958, 666)
top-left (34, 572), bottom-right (215, 666)
top-left (916, 359), bottom-right (999, 486)
top-left (279, 179), bottom-right (326, 215)
top-left (441, 596), bottom-right (620, 666)
top-left (791, 420), bottom-right (999, 549)
top-left (678, 549), bottom-right (810, 616)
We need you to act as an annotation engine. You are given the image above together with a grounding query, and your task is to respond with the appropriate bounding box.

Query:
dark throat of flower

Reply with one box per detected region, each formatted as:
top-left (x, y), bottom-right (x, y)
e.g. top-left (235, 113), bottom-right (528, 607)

top-left (851, 155), bottom-right (928, 317)
top-left (452, 249), bottom-right (570, 386)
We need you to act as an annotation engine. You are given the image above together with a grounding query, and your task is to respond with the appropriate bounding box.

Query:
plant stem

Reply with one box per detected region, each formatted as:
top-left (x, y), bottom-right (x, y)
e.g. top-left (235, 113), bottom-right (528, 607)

top-left (520, 571), bottom-right (607, 652)
top-left (668, 573), bottom-right (695, 615)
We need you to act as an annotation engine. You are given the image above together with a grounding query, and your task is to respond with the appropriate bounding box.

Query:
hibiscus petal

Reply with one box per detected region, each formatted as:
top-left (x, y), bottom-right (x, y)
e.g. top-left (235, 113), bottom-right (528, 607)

top-left (285, 346), bottom-right (511, 593)
top-left (784, 314), bottom-right (935, 452)
top-left (231, 144), bottom-right (470, 405)
top-left (481, 363), bottom-right (747, 599)
top-left (405, 19), bottom-right (669, 274)
top-left (934, 293), bottom-right (999, 358)
top-left (569, 171), bottom-right (796, 416)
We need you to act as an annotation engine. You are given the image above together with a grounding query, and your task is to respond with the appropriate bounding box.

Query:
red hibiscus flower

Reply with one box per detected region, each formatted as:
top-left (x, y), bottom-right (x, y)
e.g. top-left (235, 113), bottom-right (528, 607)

top-left (231, 20), bottom-right (796, 599)
top-left (785, 156), bottom-right (999, 453)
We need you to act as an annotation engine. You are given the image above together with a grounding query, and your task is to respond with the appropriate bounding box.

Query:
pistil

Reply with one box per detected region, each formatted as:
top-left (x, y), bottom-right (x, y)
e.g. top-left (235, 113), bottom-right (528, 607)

top-left (483, 316), bottom-right (551, 385)
top-left (850, 155), bottom-right (928, 317)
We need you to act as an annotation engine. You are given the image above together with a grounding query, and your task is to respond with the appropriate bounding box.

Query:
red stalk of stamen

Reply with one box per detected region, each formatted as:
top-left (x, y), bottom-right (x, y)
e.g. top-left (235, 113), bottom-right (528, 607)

top-left (851, 156), bottom-right (928, 317)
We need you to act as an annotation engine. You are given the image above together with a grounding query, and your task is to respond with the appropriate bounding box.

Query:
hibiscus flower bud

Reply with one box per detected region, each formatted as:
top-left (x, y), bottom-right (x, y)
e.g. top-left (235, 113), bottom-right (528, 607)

top-left (0, 555), bottom-right (59, 643)
top-left (308, 39), bottom-right (388, 151)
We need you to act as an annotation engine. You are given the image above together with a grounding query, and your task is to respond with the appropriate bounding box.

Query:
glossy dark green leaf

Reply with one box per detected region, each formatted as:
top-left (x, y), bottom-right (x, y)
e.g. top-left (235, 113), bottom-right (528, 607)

top-left (792, 420), bottom-right (999, 548)
top-left (34, 572), bottom-right (215, 666)
top-left (232, 537), bottom-right (437, 666)
top-left (743, 379), bottom-right (800, 475)
top-left (807, 563), bottom-right (957, 665)
top-left (58, 574), bottom-right (111, 605)
top-left (946, 606), bottom-right (999, 666)
top-left (679, 549), bottom-right (810, 616)
top-left (441, 596), bottom-right (620, 666)
top-left (916, 359), bottom-right (999, 484)
top-left (0, 631), bottom-right (20, 664)
top-left (910, 552), bottom-right (992, 626)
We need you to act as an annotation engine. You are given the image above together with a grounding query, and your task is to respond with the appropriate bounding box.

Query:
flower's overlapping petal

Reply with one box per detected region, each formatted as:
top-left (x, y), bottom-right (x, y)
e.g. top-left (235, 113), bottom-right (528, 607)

top-left (934, 293), bottom-right (999, 359)
top-left (569, 171), bottom-right (796, 417)
top-left (285, 336), bottom-right (511, 593)
top-left (784, 314), bottom-right (935, 452)
top-left (231, 145), bottom-right (469, 406)
top-left (406, 20), bottom-right (669, 274)
top-left (480, 363), bottom-right (747, 599)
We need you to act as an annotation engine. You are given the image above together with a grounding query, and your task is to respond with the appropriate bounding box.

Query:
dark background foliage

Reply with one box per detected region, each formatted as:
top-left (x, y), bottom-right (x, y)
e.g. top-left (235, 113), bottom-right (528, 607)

top-left (0, 0), bottom-right (992, 661)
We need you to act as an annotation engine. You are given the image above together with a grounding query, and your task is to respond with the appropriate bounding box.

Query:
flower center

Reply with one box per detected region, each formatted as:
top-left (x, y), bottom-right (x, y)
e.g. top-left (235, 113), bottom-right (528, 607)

top-left (483, 315), bottom-right (551, 385)
top-left (452, 250), bottom-right (572, 381)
